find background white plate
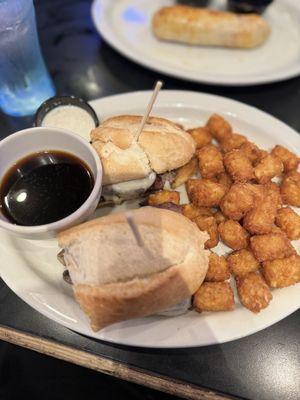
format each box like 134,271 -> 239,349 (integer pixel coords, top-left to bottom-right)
0,90 -> 299,348
92,0 -> 300,86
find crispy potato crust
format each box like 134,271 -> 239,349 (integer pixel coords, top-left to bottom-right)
262,255 -> 300,288
218,220 -> 249,250
239,141 -> 264,165
275,207 -> 300,240
216,172 -> 233,190
205,253 -> 230,282
213,210 -> 227,225
224,149 -> 255,183
227,249 -> 260,277
271,145 -> 299,173
236,272 -> 272,313
206,114 -> 232,142
220,183 -> 261,220
243,183 -> 281,234
182,203 -> 213,220
220,133 -> 247,153
254,154 -> 283,184
197,144 -> 224,179
250,232 -> 295,262
194,215 -> 219,249
188,126 -> 212,149
148,190 -> 180,206
193,282 -> 235,312
186,179 -> 227,207
243,205 -> 275,235
281,171 -> 300,207
265,182 -> 282,209
172,157 -> 198,189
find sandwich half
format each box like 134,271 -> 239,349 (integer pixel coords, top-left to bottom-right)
90,115 -> 196,204
58,207 -> 209,331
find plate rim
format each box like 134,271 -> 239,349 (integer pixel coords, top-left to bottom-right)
1,89 -> 300,348
91,0 -> 300,86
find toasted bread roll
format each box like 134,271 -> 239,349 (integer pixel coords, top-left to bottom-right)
152,6 -> 271,49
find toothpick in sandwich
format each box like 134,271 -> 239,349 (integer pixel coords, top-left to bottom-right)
134,80 -> 163,142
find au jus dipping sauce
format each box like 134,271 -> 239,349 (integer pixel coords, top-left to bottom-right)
0,151 -> 94,226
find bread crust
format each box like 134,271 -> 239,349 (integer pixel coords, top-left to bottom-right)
152,6 -> 271,49
92,140 -> 151,185
91,115 -> 195,185
75,259 -> 206,331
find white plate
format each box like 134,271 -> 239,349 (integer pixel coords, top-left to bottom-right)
0,90 -> 299,348
91,0 -> 300,86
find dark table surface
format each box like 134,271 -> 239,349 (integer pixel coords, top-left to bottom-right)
0,1 -> 300,400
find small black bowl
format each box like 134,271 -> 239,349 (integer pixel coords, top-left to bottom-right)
34,95 -> 100,128
228,0 -> 274,14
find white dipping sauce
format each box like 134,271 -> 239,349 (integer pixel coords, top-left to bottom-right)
42,105 -> 96,140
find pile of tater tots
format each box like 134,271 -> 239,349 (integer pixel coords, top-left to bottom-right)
147,113 -> 300,314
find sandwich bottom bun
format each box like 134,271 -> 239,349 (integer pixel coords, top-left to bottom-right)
58,207 -> 209,331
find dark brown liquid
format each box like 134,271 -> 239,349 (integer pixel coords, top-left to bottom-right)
0,151 -> 94,226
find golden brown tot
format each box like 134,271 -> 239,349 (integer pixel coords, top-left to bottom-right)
193,282 -> 235,312
224,149 -> 255,182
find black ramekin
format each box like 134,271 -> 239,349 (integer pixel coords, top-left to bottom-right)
34,95 -> 100,128
227,0 -> 274,14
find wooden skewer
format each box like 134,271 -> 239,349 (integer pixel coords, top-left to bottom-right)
126,80 -> 163,249
125,211 -> 144,247
134,80 -> 163,141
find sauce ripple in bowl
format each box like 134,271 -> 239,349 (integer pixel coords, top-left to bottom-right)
0,127 -> 102,239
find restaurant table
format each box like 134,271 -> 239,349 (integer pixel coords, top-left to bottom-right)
0,1 -> 300,400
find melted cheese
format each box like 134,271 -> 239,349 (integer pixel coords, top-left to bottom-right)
102,172 -> 156,201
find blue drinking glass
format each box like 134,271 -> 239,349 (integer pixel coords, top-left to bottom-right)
0,0 -> 55,117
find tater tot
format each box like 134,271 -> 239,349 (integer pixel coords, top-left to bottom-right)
224,149 -> 255,182
271,145 -> 299,173
193,282 -> 235,312
188,127 -> 212,149
213,210 -> 227,224
243,204 -> 276,235
186,179 -> 227,208
148,190 -> 180,206
220,183 -> 260,220
194,216 -> 219,249
227,249 -> 260,277
205,253 -> 230,282
216,172 -> 233,190
239,141 -> 264,165
265,182 -> 282,209
182,203 -> 213,220
243,201 -> 274,237
172,157 -> 198,189
281,171 -> 300,207
270,226 -> 283,235
197,144 -> 224,179
262,255 -> 300,288
254,154 -> 283,184
275,207 -> 300,240
236,272 -> 272,313
243,182 -> 282,234
206,114 -> 232,142
250,232 -> 295,262
259,150 -> 269,159
218,220 -> 249,250
220,133 -> 248,153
